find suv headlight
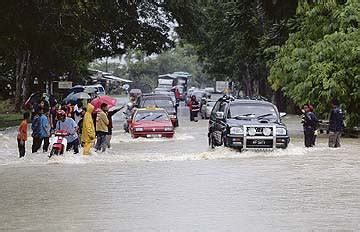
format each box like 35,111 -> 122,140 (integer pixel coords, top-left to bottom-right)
263,127 -> 272,136
230,127 -> 244,135
135,128 -> 144,132
276,127 -> 287,135
164,127 -> 173,131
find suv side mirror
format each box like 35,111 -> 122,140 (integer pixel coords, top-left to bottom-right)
216,112 -> 224,120
280,112 -> 287,117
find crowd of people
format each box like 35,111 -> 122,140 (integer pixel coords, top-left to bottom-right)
17,96 -> 122,158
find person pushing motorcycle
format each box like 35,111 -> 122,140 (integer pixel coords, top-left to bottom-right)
55,110 -> 79,154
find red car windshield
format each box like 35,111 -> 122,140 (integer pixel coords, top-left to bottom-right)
134,111 -> 169,122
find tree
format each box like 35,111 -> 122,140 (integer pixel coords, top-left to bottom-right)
178,0 -> 300,98
0,1 -> 195,110
267,0 -> 360,126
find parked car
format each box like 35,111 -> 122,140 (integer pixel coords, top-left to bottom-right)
204,87 -> 215,94
84,84 -> 106,96
140,93 -> 179,127
192,90 -> 208,100
154,90 -> 176,104
201,99 -> 216,119
129,108 -> 175,138
208,96 -> 290,150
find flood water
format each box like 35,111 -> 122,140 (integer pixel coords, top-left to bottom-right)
0,101 -> 359,231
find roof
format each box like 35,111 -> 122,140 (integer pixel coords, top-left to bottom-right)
232,99 -> 275,106
137,107 -> 166,112
142,93 -> 171,98
173,72 -> 192,78
88,68 -> 132,83
103,74 -> 132,83
158,74 -> 177,79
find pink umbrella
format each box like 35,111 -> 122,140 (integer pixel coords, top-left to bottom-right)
91,95 -> 117,110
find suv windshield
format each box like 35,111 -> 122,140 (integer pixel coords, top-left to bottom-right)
135,111 -> 169,122
229,103 -> 278,119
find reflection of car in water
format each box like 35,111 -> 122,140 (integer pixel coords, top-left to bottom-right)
208,96 -> 290,150
140,94 -> 179,127
201,99 -> 216,119
129,108 -> 175,138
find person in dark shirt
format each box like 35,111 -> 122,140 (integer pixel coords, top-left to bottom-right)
309,104 -> 320,146
187,95 -> 200,122
301,104 -> 319,147
31,108 -> 42,153
328,98 -> 344,148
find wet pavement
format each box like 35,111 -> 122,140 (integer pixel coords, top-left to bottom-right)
0,100 -> 359,231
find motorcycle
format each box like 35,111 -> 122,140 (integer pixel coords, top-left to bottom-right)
49,130 -> 69,158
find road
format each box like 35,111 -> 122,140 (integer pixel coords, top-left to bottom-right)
0,101 -> 359,231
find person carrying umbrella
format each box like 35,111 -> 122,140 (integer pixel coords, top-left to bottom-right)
95,103 -> 109,152
81,103 -> 96,155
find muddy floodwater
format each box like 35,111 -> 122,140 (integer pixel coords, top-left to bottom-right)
0,103 -> 359,231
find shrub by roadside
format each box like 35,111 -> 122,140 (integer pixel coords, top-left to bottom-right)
0,99 -> 23,130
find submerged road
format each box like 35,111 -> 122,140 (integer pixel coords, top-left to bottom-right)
0,101 -> 359,231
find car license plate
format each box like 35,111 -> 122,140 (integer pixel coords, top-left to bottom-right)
252,140 -> 265,145
147,134 -> 162,138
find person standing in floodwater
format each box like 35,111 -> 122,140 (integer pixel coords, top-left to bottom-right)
308,104 -> 320,146
17,112 -> 30,158
188,95 -> 200,122
328,98 -> 344,148
81,103 -> 96,155
39,108 -> 51,152
301,104 -> 318,147
31,108 -> 41,153
95,103 -> 109,152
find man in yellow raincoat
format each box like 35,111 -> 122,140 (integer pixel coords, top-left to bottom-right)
81,103 -> 96,155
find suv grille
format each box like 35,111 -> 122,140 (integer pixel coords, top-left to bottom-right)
246,127 -> 273,136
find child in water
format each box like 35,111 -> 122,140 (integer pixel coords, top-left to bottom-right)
17,112 -> 30,158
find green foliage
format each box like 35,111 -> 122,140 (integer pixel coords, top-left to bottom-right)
180,0 -> 299,97
268,0 -> 360,126
0,0 -> 197,110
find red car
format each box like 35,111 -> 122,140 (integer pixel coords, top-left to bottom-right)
129,108 -> 175,138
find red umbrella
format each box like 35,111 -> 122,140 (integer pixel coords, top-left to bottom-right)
91,95 -> 117,110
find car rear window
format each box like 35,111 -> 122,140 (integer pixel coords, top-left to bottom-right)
142,98 -> 174,108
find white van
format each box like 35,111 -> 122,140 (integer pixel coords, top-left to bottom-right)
84,84 -> 106,96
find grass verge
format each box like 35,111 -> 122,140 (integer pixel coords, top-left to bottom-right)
0,113 -> 23,130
